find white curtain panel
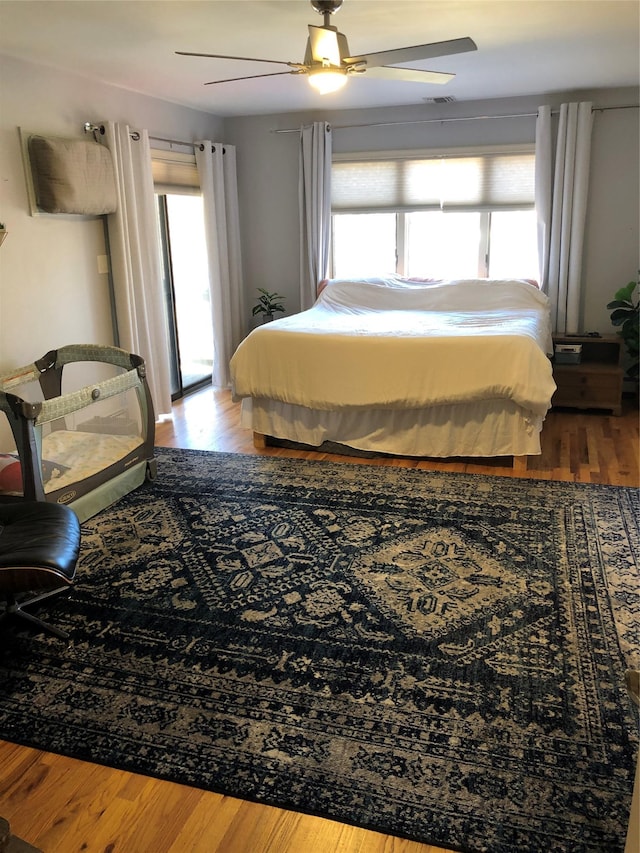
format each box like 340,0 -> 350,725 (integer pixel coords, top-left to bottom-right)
103,122 -> 172,418
299,122 -> 332,311
535,106 -> 553,290
536,102 -> 594,333
195,142 -> 245,388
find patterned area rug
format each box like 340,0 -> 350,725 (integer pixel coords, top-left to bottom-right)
0,449 -> 638,853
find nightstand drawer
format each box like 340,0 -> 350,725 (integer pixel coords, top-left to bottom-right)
552,370 -> 619,392
552,368 -> 623,413
553,385 -> 619,406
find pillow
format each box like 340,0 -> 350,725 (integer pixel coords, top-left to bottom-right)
0,453 -> 69,493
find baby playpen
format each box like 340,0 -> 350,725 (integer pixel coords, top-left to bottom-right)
0,344 -> 156,521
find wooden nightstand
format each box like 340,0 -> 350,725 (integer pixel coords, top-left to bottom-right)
551,334 -> 623,416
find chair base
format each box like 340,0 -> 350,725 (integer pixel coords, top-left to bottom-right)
0,587 -> 71,640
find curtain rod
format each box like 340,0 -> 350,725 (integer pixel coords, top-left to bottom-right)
84,124 -> 197,149
273,103 -> 638,134
150,134 -> 196,149
127,134 -> 225,152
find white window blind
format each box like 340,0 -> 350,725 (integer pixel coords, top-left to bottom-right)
151,149 -> 200,195
332,148 -> 535,212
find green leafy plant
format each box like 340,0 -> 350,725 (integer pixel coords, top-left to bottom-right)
607,275 -> 639,380
252,288 -> 285,318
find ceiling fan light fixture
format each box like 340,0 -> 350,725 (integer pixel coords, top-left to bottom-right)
179,1 -> 477,96
308,66 -> 348,94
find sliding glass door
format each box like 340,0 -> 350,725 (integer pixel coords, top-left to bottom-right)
156,193 -> 213,399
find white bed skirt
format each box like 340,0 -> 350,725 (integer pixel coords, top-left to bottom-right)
241,398 -> 544,458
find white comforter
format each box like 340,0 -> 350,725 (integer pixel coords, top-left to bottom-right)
230,277 -> 556,417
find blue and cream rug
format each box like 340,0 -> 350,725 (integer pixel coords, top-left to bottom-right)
0,448 -> 638,853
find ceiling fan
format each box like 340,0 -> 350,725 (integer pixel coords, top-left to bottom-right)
177,0 -> 477,95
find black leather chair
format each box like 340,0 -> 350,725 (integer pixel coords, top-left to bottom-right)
0,502 -> 81,639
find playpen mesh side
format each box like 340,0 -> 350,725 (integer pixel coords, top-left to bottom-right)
31,369 -> 142,425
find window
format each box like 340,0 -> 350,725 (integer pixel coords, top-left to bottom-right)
331,146 -> 538,281
331,212 -> 397,277
405,211 -> 481,279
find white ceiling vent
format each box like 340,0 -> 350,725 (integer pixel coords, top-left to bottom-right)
423,96 -> 457,104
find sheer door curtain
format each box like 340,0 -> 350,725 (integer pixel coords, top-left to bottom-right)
103,121 -> 172,418
195,141 -> 245,388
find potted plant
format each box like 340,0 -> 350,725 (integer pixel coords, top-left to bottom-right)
0,223 -> 6,248
252,288 -> 285,323
607,274 -> 639,381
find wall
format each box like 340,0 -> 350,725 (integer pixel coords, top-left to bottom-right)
226,87 -> 639,335
0,54 -> 223,372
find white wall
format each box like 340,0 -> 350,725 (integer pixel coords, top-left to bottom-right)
0,54 -> 223,372
227,87 -> 639,334
583,99 -> 640,330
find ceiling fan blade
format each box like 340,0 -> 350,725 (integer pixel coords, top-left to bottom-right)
177,51 -> 291,67
345,36 -> 477,69
308,25 -> 342,65
364,66 -> 455,85
204,71 -> 297,86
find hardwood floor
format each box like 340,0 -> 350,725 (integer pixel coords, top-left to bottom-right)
1,389 -> 638,852
152,388 -> 639,486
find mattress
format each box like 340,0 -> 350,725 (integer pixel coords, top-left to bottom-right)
0,430 -> 142,496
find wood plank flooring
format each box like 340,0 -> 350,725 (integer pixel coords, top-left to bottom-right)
1,389 -> 638,852
153,388 -> 639,486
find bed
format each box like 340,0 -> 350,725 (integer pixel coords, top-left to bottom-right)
230,276 -> 556,462
0,344 -> 156,521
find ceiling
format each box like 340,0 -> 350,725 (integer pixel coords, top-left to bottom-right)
0,0 -> 638,117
